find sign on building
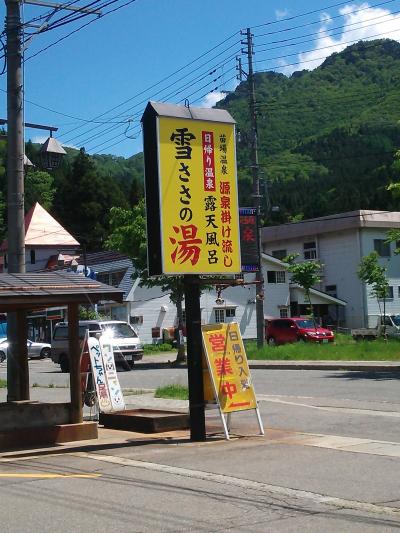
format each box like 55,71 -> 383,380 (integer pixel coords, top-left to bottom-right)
142,101 -> 241,276
202,322 -> 264,439
239,207 -> 260,272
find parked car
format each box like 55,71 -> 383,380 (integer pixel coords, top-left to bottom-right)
0,338 -> 51,361
265,317 -> 335,346
351,314 -> 400,340
0,338 -> 7,362
51,320 -> 144,372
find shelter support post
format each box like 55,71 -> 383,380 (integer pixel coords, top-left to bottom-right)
184,275 -> 206,441
68,303 -> 82,424
7,312 -> 19,401
17,310 -> 29,400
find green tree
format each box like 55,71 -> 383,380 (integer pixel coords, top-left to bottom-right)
284,253 -> 322,325
25,170 -> 55,212
357,251 -> 389,336
54,148 -> 127,249
106,200 -> 187,363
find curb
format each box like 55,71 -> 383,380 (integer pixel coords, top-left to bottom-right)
248,361 -> 400,371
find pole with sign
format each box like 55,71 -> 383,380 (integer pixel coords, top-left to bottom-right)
142,101 -> 241,441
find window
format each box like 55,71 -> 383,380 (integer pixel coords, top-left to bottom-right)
30,249 -> 36,264
97,270 -> 126,287
214,308 -> 236,323
267,271 -> 286,283
279,308 -> 288,318
374,239 -> 390,257
215,309 -> 224,323
130,315 -> 143,326
325,284 -> 337,297
379,286 -> 393,300
303,241 -> 317,260
272,249 -> 287,261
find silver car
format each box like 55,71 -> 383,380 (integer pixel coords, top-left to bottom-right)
0,338 -> 51,362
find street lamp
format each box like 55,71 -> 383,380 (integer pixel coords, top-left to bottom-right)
40,133 -> 67,170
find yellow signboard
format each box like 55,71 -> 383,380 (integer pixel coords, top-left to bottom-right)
202,322 -> 257,413
158,116 -> 240,274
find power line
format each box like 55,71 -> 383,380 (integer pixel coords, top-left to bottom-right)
254,7 -> 400,53
254,20 -> 400,65
25,0 -> 137,61
60,37 -> 241,143
252,0 -> 398,38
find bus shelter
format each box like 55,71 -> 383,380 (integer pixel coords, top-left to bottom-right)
0,272 -> 123,449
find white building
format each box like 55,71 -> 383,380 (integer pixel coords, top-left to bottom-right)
262,210 -> 400,329
128,252 -> 345,344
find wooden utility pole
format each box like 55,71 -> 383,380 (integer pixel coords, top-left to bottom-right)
6,0 -> 25,401
243,28 -> 265,348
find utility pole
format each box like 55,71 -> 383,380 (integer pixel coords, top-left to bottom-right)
6,0 -> 25,401
4,0 -> 99,401
242,28 -> 265,348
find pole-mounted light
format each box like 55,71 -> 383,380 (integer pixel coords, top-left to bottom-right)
40,131 -> 67,170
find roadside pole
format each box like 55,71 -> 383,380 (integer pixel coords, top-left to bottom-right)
6,0 -> 25,401
184,275 -> 206,441
243,28 -> 265,349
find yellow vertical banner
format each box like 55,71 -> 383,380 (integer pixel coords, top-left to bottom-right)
202,323 -> 257,413
158,117 -> 241,274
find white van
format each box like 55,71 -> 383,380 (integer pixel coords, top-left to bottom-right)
51,320 -> 144,372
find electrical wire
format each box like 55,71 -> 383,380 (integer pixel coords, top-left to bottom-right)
25,0 -> 137,61
252,0 -> 398,38
254,19 -> 400,65
250,0 -> 397,30
254,7 -> 400,53
59,35 -> 240,141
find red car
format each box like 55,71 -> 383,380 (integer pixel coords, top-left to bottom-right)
265,317 -> 334,346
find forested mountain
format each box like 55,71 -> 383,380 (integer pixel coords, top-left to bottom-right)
1,38 -> 400,249
221,39 -> 400,223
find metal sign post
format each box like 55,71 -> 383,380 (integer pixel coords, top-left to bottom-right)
184,275 -> 206,441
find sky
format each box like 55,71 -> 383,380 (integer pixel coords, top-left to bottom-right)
1,0 -> 400,158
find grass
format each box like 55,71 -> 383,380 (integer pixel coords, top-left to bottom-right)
144,343 -> 174,354
245,334 -> 400,361
155,384 -> 188,400
0,379 -> 6,388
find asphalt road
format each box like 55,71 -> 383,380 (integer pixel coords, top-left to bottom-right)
0,359 -> 400,531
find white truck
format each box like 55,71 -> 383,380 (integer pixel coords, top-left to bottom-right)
51,320 -> 144,372
351,315 -> 400,340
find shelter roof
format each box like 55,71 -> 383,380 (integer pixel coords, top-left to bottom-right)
0,271 -> 123,311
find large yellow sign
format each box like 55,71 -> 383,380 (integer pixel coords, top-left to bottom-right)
158,116 -> 240,274
202,322 -> 257,413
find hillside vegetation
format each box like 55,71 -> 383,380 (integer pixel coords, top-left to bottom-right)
221,39 -> 400,222
1,39 -> 400,248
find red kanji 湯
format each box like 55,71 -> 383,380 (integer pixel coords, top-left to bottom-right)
170,224 -> 202,265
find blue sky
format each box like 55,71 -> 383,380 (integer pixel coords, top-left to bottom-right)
1,0 -> 400,158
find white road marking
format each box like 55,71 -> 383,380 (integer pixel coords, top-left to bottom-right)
258,394 -> 400,418
74,451 -> 400,518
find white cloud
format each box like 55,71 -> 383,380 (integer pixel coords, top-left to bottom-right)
289,3 -> 400,74
199,91 -> 226,108
30,135 -> 76,149
275,8 -> 289,20
30,135 -> 48,145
